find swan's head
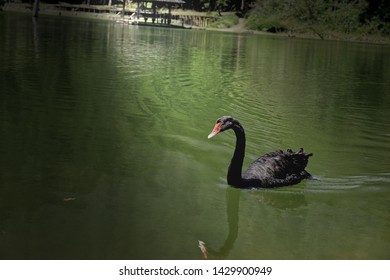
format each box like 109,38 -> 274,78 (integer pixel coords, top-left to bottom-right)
208,116 -> 237,139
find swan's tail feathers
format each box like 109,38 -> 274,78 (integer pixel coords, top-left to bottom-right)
287,148 -> 312,167
298,147 -> 313,157
286,148 -> 313,157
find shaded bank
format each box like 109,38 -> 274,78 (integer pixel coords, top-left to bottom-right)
245,0 -> 390,44
2,2 -> 389,44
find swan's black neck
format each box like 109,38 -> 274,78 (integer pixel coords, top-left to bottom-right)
227,122 -> 246,187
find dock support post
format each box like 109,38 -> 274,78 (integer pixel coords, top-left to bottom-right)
168,3 -> 171,25
32,0 -> 39,17
152,3 -> 156,23
122,0 -> 126,18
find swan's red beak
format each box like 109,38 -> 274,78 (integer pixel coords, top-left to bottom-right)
208,123 -> 222,139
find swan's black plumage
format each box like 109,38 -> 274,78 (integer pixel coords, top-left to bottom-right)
208,116 -> 313,188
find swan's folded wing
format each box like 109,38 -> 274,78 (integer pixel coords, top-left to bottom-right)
243,149 -> 312,186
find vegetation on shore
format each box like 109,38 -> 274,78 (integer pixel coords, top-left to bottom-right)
245,0 -> 389,42
1,0 -> 389,43
208,13 -> 239,29
182,0 -> 390,42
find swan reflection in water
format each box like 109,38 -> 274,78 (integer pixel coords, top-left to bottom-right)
205,187 -> 308,260
206,187 -> 241,259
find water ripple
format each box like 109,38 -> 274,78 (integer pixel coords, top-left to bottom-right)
305,174 -> 390,193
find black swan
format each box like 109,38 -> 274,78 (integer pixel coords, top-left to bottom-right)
208,116 -> 313,188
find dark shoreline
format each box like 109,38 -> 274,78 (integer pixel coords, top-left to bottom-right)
2,3 -> 389,45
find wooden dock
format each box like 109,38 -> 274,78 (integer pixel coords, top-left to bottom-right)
52,3 -> 215,28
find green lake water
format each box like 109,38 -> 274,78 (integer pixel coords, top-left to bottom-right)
0,13 -> 389,259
